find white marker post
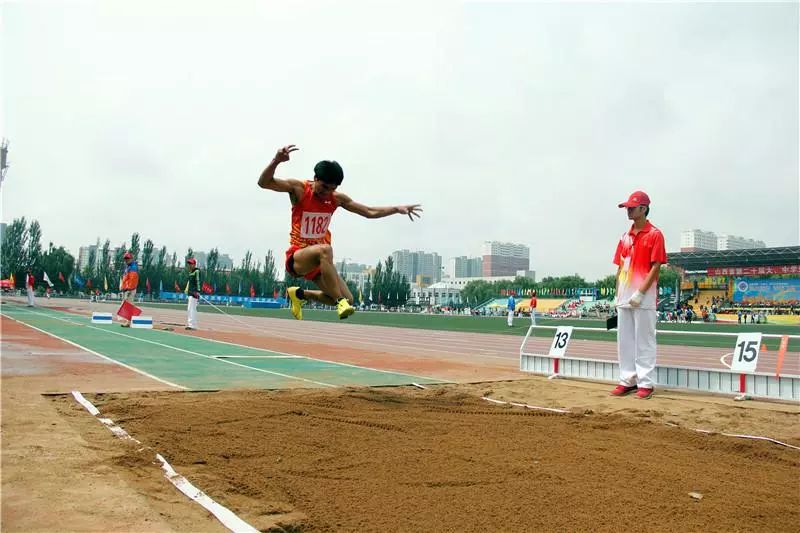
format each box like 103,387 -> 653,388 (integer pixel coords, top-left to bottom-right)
548,326 -> 574,379
731,332 -> 762,401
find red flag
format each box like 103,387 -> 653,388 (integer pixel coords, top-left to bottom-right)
86,279 -> 93,289
273,287 -> 279,298
225,282 -> 231,295
58,272 -> 65,283
250,283 -> 256,297
174,281 -> 181,292
146,278 -> 151,293
117,300 -> 142,321
202,282 -> 213,294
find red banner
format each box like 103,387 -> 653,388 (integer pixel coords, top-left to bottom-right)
707,265 -> 800,276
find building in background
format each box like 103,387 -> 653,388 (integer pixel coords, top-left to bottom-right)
446,256 -> 483,278
392,249 -> 442,284
716,235 -> 766,251
680,230 -> 718,252
482,241 -> 530,277
680,229 -> 766,252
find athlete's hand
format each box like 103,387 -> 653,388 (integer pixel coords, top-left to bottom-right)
397,204 -> 423,221
274,145 -> 299,163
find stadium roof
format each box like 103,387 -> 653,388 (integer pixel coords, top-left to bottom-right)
667,246 -> 800,271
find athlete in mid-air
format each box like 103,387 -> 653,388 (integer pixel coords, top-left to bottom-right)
258,144 -> 422,320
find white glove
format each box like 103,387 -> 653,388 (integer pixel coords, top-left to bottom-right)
628,290 -> 644,308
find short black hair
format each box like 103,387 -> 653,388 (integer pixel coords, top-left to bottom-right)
313,160 -> 344,185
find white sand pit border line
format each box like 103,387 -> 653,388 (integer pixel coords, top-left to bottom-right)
70,390 -> 260,533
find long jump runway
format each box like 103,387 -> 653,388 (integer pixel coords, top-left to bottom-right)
1,304 -> 445,390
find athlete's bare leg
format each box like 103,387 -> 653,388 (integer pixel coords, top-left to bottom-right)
291,244 -> 348,303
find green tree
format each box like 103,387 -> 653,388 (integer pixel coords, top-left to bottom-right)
41,243 -> 75,293
1,217 -> 28,282
129,233 -> 141,260
206,248 -> 219,292
140,239 -> 155,294
98,239 -> 111,291
26,220 -> 43,272
82,246 -> 97,287
263,250 -> 277,296
658,265 -> 680,293
112,244 -> 127,289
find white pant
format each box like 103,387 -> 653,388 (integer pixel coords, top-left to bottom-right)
26,286 -> 35,306
530,310 -> 537,326
187,295 -> 199,328
616,307 -> 658,389
507,310 -> 514,326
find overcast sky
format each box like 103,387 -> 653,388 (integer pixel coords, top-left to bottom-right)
2,1 -> 798,280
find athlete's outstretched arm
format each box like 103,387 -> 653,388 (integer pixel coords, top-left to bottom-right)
336,193 -> 423,221
258,145 -> 305,195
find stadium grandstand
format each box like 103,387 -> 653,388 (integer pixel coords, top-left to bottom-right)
667,246 -> 800,325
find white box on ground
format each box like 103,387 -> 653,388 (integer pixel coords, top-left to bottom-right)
548,326 -> 574,357
131,316 -> 153,329
90,312 -> 113,325
730,332 -> 762,373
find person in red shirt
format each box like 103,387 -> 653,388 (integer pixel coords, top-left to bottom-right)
259,144 -> 422,320
26,268 -> 35,307
529,290 -> 538,326
611,191 -> 667,400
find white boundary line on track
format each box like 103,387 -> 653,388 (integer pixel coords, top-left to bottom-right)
207,339 -> 450,384
70,390 -> 260,533
10,303 -> 449,385
211,355 -> 304,359
18,307 -> 338,388
2,312 -> 186,390
146,318 -> 451,383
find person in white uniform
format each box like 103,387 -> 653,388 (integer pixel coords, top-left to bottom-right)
611,191 -> 667,400
185,258 -> 201,330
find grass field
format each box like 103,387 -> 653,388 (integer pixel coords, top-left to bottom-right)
131,300 -> 799,351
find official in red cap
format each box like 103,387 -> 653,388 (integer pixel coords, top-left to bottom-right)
119,251 -> 139,327
184,257 -> 201,330
610,190 -> 667,400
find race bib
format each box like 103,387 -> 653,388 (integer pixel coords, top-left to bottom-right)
300,212 -> 331,239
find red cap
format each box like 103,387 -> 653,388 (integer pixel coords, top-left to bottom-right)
618,190 -> 651,208
186,258 -> 196,265
123,252 -> 132,260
